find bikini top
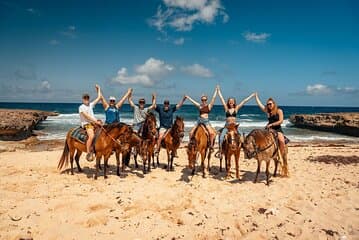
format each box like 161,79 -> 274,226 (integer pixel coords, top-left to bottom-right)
226,109 -> 237,118
199,105 -> 210,115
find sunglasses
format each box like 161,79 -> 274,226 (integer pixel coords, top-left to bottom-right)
139,102 -> 145,104
110,100 -> 115,103
267,103 -> 273,106
201,99 -> 207,101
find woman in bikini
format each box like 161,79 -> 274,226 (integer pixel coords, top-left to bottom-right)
186,86 -> 218,151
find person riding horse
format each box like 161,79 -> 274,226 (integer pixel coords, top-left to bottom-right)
99,87 -> 132,124
254,93 -> 287,157
216,85 -> 255,158
128,91 -> 156,135
186,86 -> 218,152
78,84 -> 103,162
154,96 -> 187,156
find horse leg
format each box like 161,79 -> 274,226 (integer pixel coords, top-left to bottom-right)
273,159 -> 279,177
202,150 -> 207,178
226,154 -> 231,179
134,147 -> 139,169
75,150 -> 82,172
254,160 -> 261,183
69,149 -> 75,175
104,156 -> 110,179
95,156 -> 101,180
166,149 -> 170,171
219,154 -> 223,172
116,151 -> 120,176
283,146 -> 289,177
266,160 -> 271,185
207,151 -> 211,173
235,152 -> 240,179
147,152 -> 151,172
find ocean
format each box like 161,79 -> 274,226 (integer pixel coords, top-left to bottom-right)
1,102 -> 358,142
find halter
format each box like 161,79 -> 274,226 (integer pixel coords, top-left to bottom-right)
244,130 -> 278,159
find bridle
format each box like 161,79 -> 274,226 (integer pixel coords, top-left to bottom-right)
244,130 -> 278,159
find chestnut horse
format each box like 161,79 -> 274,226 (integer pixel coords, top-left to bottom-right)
187,123 -> 212,177
158,116 -> 185,171
242,129 -> 289,185
58,122 -> 132,179
220,123 -> 242,179
141,112 -> 157,174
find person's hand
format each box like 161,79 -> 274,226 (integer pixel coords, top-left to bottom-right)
128,88 -> 133,93
96,119 -> 103,126
95,84 -> 100,91
216,85 -> 220,91
183,95 -> 187,100
152,93 -> 156,98
265,123 -> 272,129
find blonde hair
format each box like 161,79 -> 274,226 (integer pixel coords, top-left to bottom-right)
265,97 -> 278,115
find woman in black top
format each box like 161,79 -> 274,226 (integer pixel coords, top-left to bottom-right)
217,85 -> 255,156
254,92 -> 285,156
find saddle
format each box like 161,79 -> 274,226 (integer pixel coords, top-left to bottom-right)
70,126 -> 101,147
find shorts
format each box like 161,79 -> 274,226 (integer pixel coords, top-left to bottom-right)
197,117 -> 211,126
159,127 -> 170,134
133,122 -> 143,132
83,123 -> 94,130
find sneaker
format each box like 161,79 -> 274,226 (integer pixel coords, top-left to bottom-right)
86,153 -> 94,162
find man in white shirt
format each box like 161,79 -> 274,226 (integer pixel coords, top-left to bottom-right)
79,84 -> 102,161
128,91 -> 156,134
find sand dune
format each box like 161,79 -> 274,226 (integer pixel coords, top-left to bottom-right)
0,144 -> 358,239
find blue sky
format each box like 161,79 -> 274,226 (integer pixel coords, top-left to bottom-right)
0,0 -> 358,106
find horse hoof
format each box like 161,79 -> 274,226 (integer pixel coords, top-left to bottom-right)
94,176 -> 98,180
78,169 -> 83,173
104,176 -> 108,179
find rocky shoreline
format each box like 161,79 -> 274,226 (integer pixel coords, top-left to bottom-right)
0,109 -> 58,141
289,112 -> 359,137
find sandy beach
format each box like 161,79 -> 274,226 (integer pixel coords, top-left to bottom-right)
0,142 -> 358,240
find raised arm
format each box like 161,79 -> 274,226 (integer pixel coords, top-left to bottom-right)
208,86 -> 218,110
148,93 -> 156,110
185,95 -> 200,108
100,95 -> 109,110
116,88 -> 132,108
255,92 -> 266,112
235,92 -> 255,112
128,91 -> 136,108
91,84 -> 102,105
217,85 -> 228,112
176,95 -> 187,109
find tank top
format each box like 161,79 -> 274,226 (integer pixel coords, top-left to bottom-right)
268,113 -> 282,132
200,105 -> 210,115
105,106 -> 119,124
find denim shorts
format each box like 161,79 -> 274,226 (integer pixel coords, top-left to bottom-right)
197,117 -> 211,126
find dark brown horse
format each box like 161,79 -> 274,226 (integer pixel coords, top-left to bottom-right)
242,129 -> 289,185
140,112 -> 157,174
158,116 -> 185,171
114,132 -> 142,175
58,122 -> 132,179
187,123 -> 212,177
220,123 -> 242,179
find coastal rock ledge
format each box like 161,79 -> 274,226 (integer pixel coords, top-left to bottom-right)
0,109 -> 58,141
289,112 -> 359,137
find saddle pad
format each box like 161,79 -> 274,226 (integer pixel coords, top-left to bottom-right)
70,127 -> 87,144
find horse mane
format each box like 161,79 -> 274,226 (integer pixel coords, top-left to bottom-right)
103,122 -> 127,131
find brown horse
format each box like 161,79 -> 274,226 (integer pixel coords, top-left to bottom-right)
158,116 -> 185,171
115,132 -> 142,175
187,123 -> 212,177
242,129 -> 289,185
58,122 -> 132,179
141,112 -> 157,174
220,123 -> 242,179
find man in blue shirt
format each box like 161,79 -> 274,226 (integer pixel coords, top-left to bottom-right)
154,96 -> 186,155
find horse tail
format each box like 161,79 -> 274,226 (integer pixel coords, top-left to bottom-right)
58,137 -> 69,170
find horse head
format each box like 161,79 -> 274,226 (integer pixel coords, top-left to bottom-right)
174,116 -> 185,138
186,138 -> 197,169
144,112 -> 157,137
242,131 -> 257,159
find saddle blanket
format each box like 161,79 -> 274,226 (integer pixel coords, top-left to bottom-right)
70,127 -> 87,144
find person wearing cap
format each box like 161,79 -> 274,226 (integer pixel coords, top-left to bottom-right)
154,96 -> 187,155
128,91 -> 156,134
186,86 -> 218,151
99,87 -> 132,124
79,84 -> 102,161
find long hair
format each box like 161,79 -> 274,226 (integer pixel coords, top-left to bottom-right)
265,97 -> 278,115
226,97 -> 237,109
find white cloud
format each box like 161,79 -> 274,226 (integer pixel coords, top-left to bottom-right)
173,37 -> 185,45
149,0 -> 228,32
40,80 -> 51,90
60,26 -> 77,38
182,63 -> 213,78
112,58 -> 174,86
304,84 -> 359,96
243,31 -> 271,43
49,39 -> 60,45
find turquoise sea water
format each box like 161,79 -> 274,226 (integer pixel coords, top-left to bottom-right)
1,102 -> 358,142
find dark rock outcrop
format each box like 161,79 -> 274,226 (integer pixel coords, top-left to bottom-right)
289,113 -> 359,137
0,109 -> 58,141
